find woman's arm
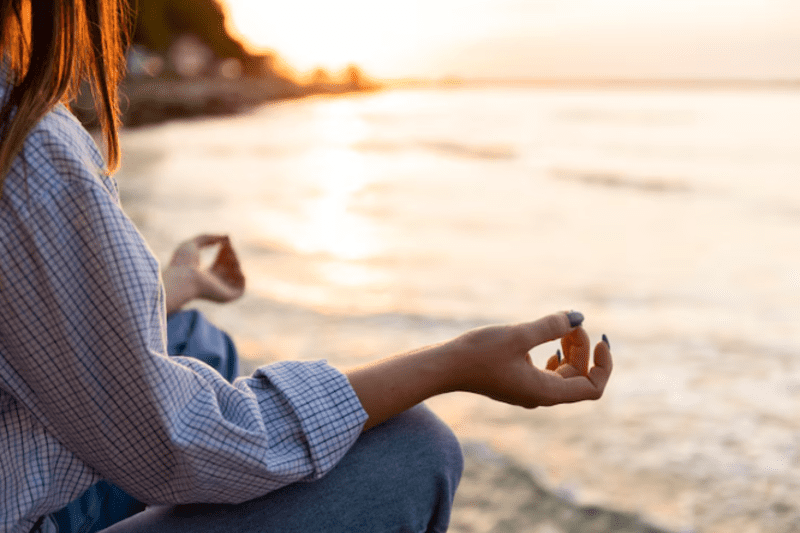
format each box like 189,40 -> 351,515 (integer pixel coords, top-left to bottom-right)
347,313 -> 612,430
0,149 -> 367,506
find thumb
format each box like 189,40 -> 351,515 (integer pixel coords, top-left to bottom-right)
518,311 -> 584,348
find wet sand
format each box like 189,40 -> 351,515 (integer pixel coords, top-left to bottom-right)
452,443 -> 675,533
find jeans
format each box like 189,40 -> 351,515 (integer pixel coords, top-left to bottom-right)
45,312 -> 463,532
102,404 -> 462,533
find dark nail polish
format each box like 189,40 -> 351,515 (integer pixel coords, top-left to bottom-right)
567,311 -> 584,328
556,349 -> 562,363
602,334 -> 610,348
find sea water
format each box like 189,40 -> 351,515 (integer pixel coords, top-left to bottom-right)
116,85 -> 800,532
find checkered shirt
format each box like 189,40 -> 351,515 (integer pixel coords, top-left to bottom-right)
0,99 -> 367,533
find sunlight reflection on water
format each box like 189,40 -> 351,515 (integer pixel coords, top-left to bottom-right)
294,147 -> 382,260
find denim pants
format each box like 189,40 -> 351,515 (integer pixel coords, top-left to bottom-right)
44,311 -> 463,533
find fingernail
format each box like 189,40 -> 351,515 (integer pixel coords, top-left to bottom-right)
602,334 -> 610,348
556,349 -> 562,363
567,311 -> 584,328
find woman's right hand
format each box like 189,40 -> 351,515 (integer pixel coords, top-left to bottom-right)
163,234 -> 246,314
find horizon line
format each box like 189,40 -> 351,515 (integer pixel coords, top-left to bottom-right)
381,76 -> 800,90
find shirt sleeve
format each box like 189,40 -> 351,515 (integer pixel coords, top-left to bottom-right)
0,114 -> 368,505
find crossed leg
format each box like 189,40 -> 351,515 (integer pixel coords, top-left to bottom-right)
102,404 -> 463,533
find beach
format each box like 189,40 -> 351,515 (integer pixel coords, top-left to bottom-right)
451,444 -> 675,533
115,85 -> 800,532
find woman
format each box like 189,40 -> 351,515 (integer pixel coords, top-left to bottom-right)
0,1 -> 613,532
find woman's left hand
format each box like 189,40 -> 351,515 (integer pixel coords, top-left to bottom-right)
449,318 -> 611,409
347,312 -> 613,430
163,234 -> 245,314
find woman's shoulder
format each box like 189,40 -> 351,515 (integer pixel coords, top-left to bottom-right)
2,104 -> 119,214
28,104 -> 110,183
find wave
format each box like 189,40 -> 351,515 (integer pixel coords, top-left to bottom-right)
238,293 -> 491,332
553,107 -> 696,126
354,139 -> 517,161
417,140 -> 517,160
550,168 -> 691,193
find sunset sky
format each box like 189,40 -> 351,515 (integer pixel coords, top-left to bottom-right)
224,0 -> 800,80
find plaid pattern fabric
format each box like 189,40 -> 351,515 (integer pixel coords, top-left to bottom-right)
0,100 -> 367,533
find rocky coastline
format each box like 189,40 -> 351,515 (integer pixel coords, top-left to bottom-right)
72,70 -> 380,129
68,0 -> 382,129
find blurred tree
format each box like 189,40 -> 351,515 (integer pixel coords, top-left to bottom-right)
310,68 -> 332,86
345,64 -> 365,89
131,0 -> 271,77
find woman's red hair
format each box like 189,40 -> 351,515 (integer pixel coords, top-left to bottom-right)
0,0 -> 129,184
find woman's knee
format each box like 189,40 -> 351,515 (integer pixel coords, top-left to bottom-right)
382,404 -> 464,490
357,404 -> 463,531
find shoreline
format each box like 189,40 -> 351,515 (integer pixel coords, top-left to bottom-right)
452,442 -> 677,533
74,75 -> 382,129
81,73 -> 800,131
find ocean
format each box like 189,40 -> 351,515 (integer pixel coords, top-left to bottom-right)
115,85 -> 800,532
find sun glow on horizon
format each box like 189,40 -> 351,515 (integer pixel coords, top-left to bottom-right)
224,0 -> 800,80
224,0 -> 441,77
